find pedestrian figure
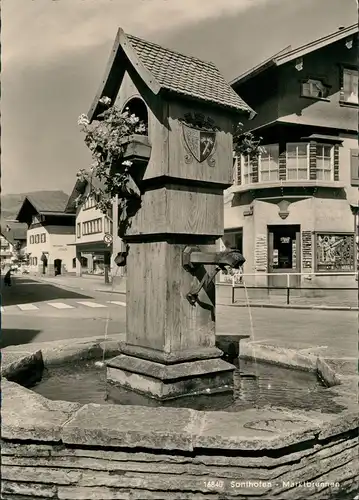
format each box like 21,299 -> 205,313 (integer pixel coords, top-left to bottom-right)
4,269 -> 12,286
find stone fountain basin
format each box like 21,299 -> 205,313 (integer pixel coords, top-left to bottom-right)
1,334 -> 358,500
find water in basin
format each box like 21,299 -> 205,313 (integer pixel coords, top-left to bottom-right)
31,358 -> 346,414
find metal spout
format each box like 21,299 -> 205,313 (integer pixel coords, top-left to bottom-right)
183,246 -> 245,272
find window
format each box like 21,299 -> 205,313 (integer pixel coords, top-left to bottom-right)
40,233 -> 46,243
301,79 -> 329,99
241,155 -> 256,184
33,257 -> 38,266
77,223 -> 81,238
286,143 -> 309,180
35,234 -> 40,244
342,68 -> 358,104
259,144 -> 279,181
29,235 -> 34,244
82,218 -> 102,235
316,144 -> 333,181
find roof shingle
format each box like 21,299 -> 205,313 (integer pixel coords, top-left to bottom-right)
26,191 -> 69,213
126,34 -> 253,114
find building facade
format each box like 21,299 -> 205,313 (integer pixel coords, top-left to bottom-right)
224,24 -> 358,288
65,179 -> 124,281
0,222 -> 27,268
16,193 -> 76,275
0,234 -> 14,267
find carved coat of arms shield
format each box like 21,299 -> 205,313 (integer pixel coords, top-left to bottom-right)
182,124 -> 216,163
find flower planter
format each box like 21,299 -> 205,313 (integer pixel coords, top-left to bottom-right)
121,134 -> 151,165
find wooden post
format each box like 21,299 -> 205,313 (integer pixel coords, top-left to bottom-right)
107,102 -> 240,400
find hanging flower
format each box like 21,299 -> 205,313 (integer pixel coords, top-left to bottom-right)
77,114 -> 90,128
99,96 -> 112,106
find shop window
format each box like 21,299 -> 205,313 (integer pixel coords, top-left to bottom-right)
286,143 -> 309,180
33,257 -> 38,266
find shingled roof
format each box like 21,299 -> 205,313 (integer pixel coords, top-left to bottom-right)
25,191 -> 69,213
89,29 -> 254,120
16,191 -> 70,222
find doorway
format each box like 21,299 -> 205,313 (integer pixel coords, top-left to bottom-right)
54,259 -> 62,276
268,225 -> 301,288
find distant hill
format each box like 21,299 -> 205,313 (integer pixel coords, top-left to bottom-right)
1,190 -> 69,221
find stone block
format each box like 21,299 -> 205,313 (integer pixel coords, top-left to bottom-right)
240,342 -> 318,371
318,411 -> 359,440
1,481 -> 57,498
107,355 -> 234,399
194,408 -> 321,451
61,403 -> 200,451
1,379 -> 81,442
1,349 -> 44,387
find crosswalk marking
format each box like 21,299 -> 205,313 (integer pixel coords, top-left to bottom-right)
107,301 -> 127,307
17,303 -> 39,311
47,302 -> 75,309
76,301 -> 107,308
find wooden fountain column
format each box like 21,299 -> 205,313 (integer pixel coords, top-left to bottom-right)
107,100 -> 239,400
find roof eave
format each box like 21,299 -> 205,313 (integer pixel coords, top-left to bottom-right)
274,24 -> 358,67
161,88 -> 255,119
88,28 -> 162,122
230,60 -> 276,87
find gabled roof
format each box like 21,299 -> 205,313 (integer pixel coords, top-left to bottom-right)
89,28 -> 254,121
231,23 -> 358,86
65,176 -> 105,213
16,191 -> 70,222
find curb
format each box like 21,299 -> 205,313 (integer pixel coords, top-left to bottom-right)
218,302 -> 358,312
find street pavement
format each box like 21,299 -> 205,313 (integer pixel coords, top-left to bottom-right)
1,274 -> 357,359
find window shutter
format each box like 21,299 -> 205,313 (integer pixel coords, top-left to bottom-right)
333,144 -> 339,181
309,141 -> 317,180
350,149 -> 359,187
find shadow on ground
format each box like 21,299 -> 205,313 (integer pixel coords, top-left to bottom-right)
0,276 -> 92,306
0,329 -> 42,348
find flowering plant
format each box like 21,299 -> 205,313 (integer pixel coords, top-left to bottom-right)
77,96 -> 148,215
233,122 -> 263,158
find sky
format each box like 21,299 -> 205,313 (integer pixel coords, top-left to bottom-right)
2,0 -> 357,195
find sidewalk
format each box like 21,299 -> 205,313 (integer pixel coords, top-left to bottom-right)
216,284 -> 358,311
26,274 -> 357,310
